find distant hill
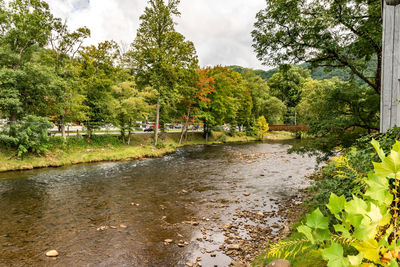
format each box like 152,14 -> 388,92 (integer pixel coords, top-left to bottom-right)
229,57 -> 377,82
228,65 -> 277,80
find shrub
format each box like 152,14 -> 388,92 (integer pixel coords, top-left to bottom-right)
270,140 -> 400,267
0,115 -> 53,157
215,133 -> 227,143
255,116 -> 269,140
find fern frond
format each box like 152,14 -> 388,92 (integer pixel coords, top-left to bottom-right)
268,238 -> 312,259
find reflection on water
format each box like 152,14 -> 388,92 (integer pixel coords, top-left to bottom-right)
0,140 -> 316,267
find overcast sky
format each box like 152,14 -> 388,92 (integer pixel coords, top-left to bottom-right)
45,0 -> 268,70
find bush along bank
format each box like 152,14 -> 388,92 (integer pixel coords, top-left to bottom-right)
256,126 -> 400,267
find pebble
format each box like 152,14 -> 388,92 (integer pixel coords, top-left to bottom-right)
164,239 -> 173,243
243,193 -> 251,197
227,244 -> 240,250
45,250 -> 59,257
119,224 -> 127,228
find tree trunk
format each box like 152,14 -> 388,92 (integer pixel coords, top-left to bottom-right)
9,112 -> 17,137
154,98 -> 160,146
127,130 -> 132,145
179,108 -> 191,145
184,127 -> 188,141
121,129 -> 125,144
60,116 -> 66,139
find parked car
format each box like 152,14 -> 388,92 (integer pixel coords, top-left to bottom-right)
144,127 -> 154,132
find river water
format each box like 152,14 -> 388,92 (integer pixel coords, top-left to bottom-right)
0,141 -> 316,267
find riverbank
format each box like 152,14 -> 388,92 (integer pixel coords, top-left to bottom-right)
0,131 -> 295,173
251,173 -> 327,267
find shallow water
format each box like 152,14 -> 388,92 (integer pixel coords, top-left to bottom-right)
0,141 -> 316,267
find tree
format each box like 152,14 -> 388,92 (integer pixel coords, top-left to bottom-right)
0,0 -> 54,128
112,80 -> 156,144
128,0 -> 198,146
255,116 -> 269,141
197,66 -> 251,139
241,69 -> 286,124
48,19 -> 90,138
77,41 -> 120,138
252,0 -> 382,95
297,78 -> 379,134
267,65 -> 310,108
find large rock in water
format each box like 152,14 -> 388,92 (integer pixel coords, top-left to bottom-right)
267,259 -> 291,267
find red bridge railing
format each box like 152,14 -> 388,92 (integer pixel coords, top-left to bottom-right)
268,124 -> 309,132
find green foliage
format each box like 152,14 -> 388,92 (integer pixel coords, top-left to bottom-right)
112,81 -> 156,143
267,65 -> 310,109
215,133 -> 227,143
197,66 -> 252,132
252,0 -> 382,95
272,140 -> 400,266
0,115 -> 52,157
241,69 -> 286,124
297,78 -> 379,135
255,116 -> 269,141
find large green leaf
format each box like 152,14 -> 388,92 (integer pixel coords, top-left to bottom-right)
373,148 -> 400,178
371,139 -> 385,161
364,172 -> 393,206
306,208 -> 329,230
327,193 -> 346,216
345,213 -> 363,228
345,196 -> 368,216
348,252 -> 363,266
353,222 -> 378,241
321,242 -> 350,267
315,228 -> 332,241
297,225 -> 315,243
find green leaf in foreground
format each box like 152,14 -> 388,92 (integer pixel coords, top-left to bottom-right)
321,242 -> 349,267
327,193 -> 346,215
306,208 -> 329,230
364,172 -> 393,205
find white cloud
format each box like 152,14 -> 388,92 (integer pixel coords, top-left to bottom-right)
45,0 -> 268,70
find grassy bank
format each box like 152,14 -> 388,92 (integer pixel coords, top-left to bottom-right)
0,131 -> 294,173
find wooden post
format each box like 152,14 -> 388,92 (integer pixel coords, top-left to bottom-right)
381,1 -> 400,132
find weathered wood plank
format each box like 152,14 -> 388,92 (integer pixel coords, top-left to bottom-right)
381,3 -> 400,131
394,6 -> 400,126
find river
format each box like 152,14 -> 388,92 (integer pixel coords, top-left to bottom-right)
0,140 -> 316,267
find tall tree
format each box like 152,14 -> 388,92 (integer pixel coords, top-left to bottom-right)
77,41 -> 120,138
198,66 -> 250,139
252,0 -> 382,94
48,19 -> 90,138
112,80 -> 156,144
0,0 -> 54,129
128,0 -> 198,146
241,69 -> 286,124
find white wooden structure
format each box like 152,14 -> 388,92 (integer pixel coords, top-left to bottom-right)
381,0 -> 400,132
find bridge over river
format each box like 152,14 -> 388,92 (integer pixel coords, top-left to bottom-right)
268,125 -> 309,132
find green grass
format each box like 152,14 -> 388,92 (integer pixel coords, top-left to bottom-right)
0,132 -> 258,172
